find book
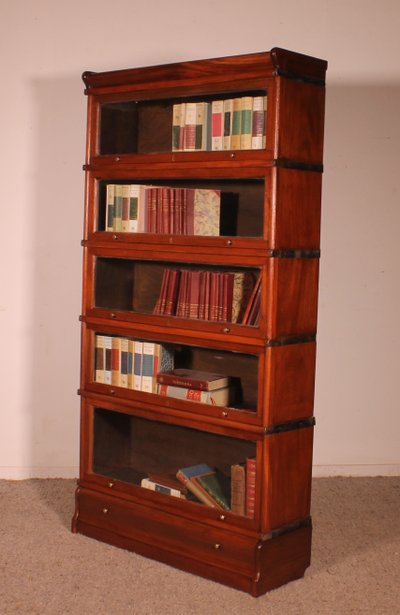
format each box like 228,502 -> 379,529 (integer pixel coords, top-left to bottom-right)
111,336 -> 121,386
172,103 -> 182,151
120,337 -> 129,388
187,188 -> 220,236
252,96 -> 267,149
195,102 -> 211,150
113,184 -> 123,231
104,336 -> 112,385
141,477 -> 186,499
245,457 -> 257,518
194,469 -> 231,511
105,184 -> 115,232
183,102 -> 197,151
157,383 -> 236,406
176,464 -> 226,509
231,98 -> 242,149
211,100 -> 223,150
240,96 -> 253,150
223,98 -> 233,150
157,368 -> 230,391
95,335 -> 105,383
133,340 -> 143,391
230,462 -> 246,516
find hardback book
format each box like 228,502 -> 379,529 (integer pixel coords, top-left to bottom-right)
156,368 -> 230,391
176,464 -> 226,509
231,271 -> 258,323
147,472 -> 190,496
245,456 -> 257,518
194,469 -> 231,511
120,337 -> 129,388
187,188 -> 220,236
231,98 -> 242,149
251,96 -> 267,149
104,336 -> 112,385
141,342 -> 157,393
211,100 -> 223,150
105,184 -> 115,232
183,102 -> 197,151
240,96 -> 253,150
121,184 -> 130,232
111,336 -> 121,386
113,184 -> 123,231
133,340 -> 143,391
223,98 -> 233,150
241,271 -> 262,325
95,335 -> 105,383
172,103 -> 182,151
230,462 -> 246,516
157,383 -> 236,406
127,339 -> 134,389
141,477 -> 186,499
195,101 -> 211,150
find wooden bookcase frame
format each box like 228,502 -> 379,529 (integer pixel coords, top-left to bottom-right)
72,48 -> 327,597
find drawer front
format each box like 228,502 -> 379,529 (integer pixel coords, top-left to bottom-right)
77,488 -> 256,574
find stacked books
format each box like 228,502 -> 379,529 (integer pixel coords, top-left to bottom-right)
105,183 -> 220,235
172,95 -> 267,152
94,334 -> 174,393
173,460 -> 256,517
156,368 -> 238,407
153,268 -> 258,324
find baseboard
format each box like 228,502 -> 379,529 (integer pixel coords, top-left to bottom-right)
313,464 -> 400,477
0,467 -> 79,480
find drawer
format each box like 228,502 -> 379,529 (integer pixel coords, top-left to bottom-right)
77,488 -> 257,574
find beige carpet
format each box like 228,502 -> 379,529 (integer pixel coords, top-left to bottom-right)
0,477 -> 399,614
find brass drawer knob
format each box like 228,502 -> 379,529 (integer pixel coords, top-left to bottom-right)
102,507 -> 109,514
108,482 -> 115,488
219,514 -> 226,521
214,543 -> 221,550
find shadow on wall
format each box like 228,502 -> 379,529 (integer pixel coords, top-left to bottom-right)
29,74 -> 85,480
316,82 -> 400,467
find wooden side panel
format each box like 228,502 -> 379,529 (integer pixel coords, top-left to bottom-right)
274,78 -> 326,165
261,427 -> 314,532
270,167 -> 322,250
264,342 -> 316,425
266,258 -> 319,338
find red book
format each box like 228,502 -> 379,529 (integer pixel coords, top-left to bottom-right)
241,272 -> 262,325
153,268 -> 170,315
157,368 -> 230,391
188,270 -> 201,319
245,457 -> 256,518
164,269 -> 181,316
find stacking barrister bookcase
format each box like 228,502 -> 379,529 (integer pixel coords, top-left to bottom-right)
72,48 -> 327,596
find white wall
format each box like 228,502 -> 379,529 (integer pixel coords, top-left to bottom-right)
1,0 -> 399,478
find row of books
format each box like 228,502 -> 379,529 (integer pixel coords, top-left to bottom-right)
140,459 -> 256,518
94,335 -> 174,393
153,268 -> 260,324
172,96 -> 267,152
105,183 -> 220,235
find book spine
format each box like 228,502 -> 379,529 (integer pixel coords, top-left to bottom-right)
111,336 -> 121,386
133,340 -> 143,391
245,457 -> 257,518
120,337 -> 129,388
127,339 -> 134,389
251,95 -> 267,150
104,336 -> 112,385
240,96 -> 253,150
141,342 -> 155,393
94,335 -> 105,383
121,184 -> 130,232
230,463 -> 246,516
223,98 -> 233,150
128,184 -> 139,232
178,102 -> 186,151
105,184 -> 115,232
113,184 -> 123,231
211,100 -> 223,151
172,103 -> 181,151
231,98 -> 242,150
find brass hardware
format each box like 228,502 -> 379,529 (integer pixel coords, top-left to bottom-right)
109,389 -> 115,395
229,152 -> 236,159
223,327 -> 230,333
112,234 -> 118,240
219,515 -> 226,521
115,156 -> 120,162
214,543 -> 221,550
110,312 -> 116,319
222,411 -> 228,418
102,507 -> 109,514
226,239 -> 232,246
108,482 -> 115,488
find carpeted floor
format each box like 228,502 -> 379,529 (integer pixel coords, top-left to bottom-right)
0,477 -> 399,614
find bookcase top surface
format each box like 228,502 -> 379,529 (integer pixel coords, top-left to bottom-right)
82,48 -> 327,93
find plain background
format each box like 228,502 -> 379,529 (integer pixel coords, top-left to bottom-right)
1,0 -> 399,479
